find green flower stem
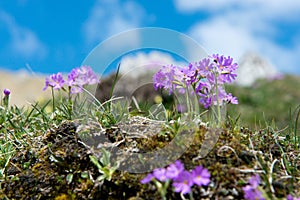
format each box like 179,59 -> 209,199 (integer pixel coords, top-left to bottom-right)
215,83 -> 221,127
179,192 -> 194,200
185,88 -> 191,113
189,192 -> 195,200
67,86 -> 73,119
3,96 -> 9,109
51,87 -> 55,112
68,86 -> 71,103
214,71 -> 222,127
154,180 -> 170,200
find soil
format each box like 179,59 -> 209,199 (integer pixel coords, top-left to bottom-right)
1,117 -> 299,199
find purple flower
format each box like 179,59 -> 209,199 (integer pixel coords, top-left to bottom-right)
153,64 -> 179,94
67,66 -> 99,94
287,195 -> 293,200
197,58 -> 213,77
179,63 -> 197,86
198,86 -> 225,108
43,72 -> 65,91
141,173 -> 154,184
166,160 -> 185,179
243,175 -> 265,200
67,68 -> 80,87
70,85 -> 84,94
195,80 -> 210,93
198,90 -> 213,109
220,68 -> 237,83
78,66 -> 99,85
153,168 -> 169,182
172,171 -> 193,194
68,66 -> 99,86
3,88 -> 10,96
243,185 -> 265,200
287,194 -> 300,200
191,166 -> 210,186
210,54 -> 238,84
249,174 -> 260,188
225,93 -> 238,104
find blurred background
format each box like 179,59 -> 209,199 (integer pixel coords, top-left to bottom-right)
0,0 -> 299,128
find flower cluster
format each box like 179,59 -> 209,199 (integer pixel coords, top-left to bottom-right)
43,66 -> 99,94
141,160 -> 210,195
153,54 -> 238,108
242,174 -> 265,200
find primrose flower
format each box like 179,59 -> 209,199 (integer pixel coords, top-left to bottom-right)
243,175 -> 265,200
67,68 -> 79,86
191,166 -> 211,186
153,168 -> 169,182
225,93 -> 238,104
67,66 -> 99,86
211,54 -> 238,83
172,171 -> 193,194
43,72 -> 65,91
248,174 -> 260,188
197,86 -> 226,108
153,64 -> 180,94
197,58 -> 213,77
140,173 -> 154,184
179,63 -> 197,86
165,160 -> 185,179
67,66 -> 99,94
79,66 -> 99,85
3,88 -> 10,96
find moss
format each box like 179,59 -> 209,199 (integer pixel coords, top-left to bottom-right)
54,194 -> 71,200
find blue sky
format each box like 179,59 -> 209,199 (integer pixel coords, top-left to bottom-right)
0,0 -> 300,75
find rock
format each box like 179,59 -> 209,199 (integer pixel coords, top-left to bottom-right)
235,52 -> 280,86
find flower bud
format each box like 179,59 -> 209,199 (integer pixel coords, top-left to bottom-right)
4,88 -> 10,96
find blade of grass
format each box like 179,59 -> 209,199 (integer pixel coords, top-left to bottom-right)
109,63 -> 121,101
30,100 -> 51,124
293,105 -> 300,149
23,103 -> 37,126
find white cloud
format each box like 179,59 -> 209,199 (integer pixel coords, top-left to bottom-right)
188,13 -> 300,73
176,0 -> 300,74
83,0 -> 145,45
258,39 -> 300,73
175,0 -> 300,19
189,18 -> 257,60
0,10 -> 47,59
175,0 -> 240,12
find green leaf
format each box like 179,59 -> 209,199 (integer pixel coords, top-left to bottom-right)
96,174 -> 107,182
89,155 -> 102,169
100,148 -> 111,167
23,161 -> 31,169
66,173 -> 73,184
81,171 -> 89,179
98,166 -> 110,175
